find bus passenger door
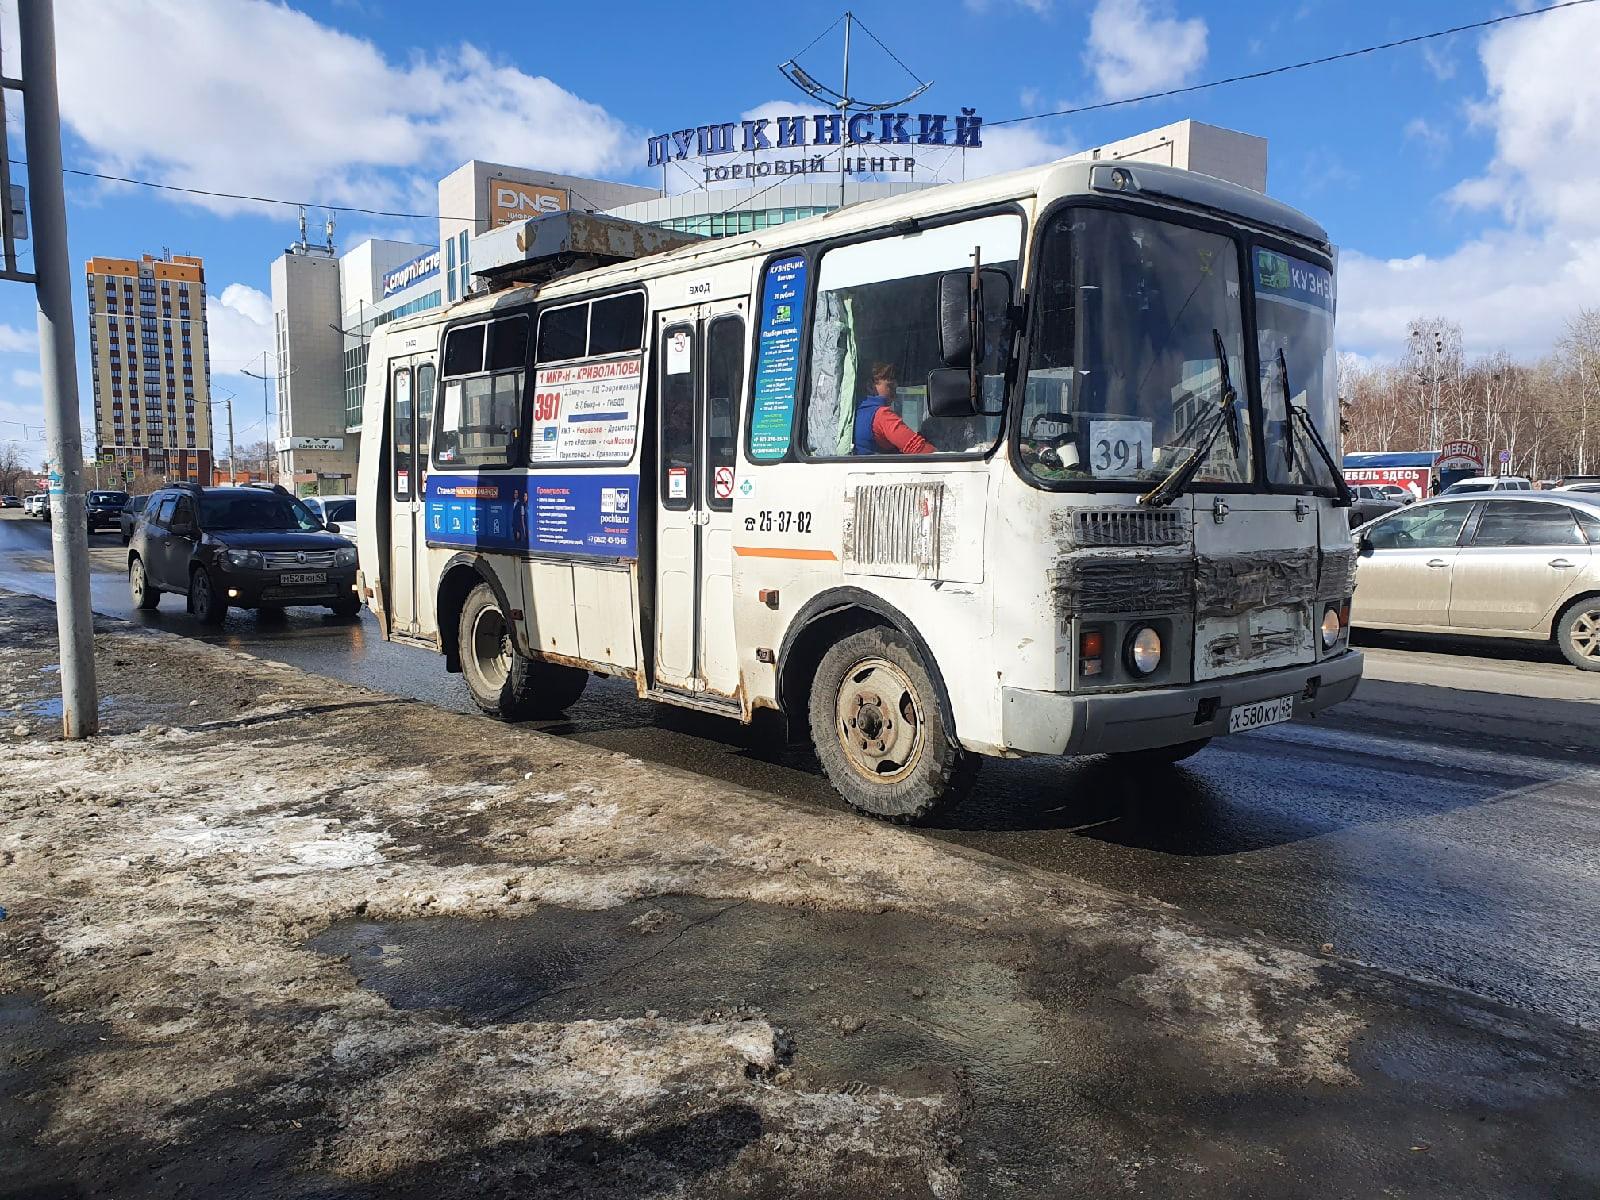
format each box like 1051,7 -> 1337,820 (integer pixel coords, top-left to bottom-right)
388,356 -> 435,636
653,302 -> 746,699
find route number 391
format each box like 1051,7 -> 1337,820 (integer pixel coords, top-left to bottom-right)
1088,420 -> 1154,479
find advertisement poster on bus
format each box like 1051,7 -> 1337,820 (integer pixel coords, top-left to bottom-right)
425,474 -> 637,558
529,355 -> 642,464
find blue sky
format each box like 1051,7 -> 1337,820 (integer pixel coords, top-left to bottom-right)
4,0 -> 1597,462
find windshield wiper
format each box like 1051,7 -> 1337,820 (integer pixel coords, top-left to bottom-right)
1139,329 -> 1240,508
1277,346 -> 1353,508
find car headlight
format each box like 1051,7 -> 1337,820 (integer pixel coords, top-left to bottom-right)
224,549 -> 263,570
335,546 -> 357,567
1321,606 -> 1342,649
1127,625 -> 1162,675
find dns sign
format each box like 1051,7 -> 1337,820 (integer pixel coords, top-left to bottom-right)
490,182 -> 569,227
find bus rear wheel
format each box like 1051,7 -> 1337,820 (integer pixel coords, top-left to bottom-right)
808,626 -> 973,823
458,582 -> 588,720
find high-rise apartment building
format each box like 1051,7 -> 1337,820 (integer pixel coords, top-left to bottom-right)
85,253 -> 213,482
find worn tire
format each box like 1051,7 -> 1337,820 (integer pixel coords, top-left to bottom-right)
458,582 -> 588,720
1555,596 -> 1600,672
808,625 -> 973,823
128,556 -> 161,610
1112,737 -> 1211,767
190,566 -> 227,626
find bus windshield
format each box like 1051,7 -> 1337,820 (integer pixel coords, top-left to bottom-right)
1020,208 -> 1253,488
1254,246 -> 1340,489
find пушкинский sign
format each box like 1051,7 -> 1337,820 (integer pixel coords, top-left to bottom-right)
646,110 -> 984,183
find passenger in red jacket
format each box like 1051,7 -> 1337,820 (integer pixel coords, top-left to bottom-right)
853,362 -> 934,455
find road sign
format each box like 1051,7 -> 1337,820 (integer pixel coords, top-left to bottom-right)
1498,449 -> 1511,464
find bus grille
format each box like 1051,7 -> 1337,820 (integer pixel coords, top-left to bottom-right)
262,550 -> 338,569
1071,508 -> 1187,547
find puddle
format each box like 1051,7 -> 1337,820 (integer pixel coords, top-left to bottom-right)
310,900 -> 1600,1196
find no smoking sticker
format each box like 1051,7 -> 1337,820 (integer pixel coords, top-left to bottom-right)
713,465 -> 735,501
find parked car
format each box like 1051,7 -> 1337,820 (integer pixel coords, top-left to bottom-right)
127,483 -> 361,625
1556,482 -> 1600,495
1350,492 -> 1600,670
1347,485 -> 1406,528
85,489 -> 130,532
1,495 -> 19,508
1370,483 -> 1416,505
300,494 -> 358,542
24,494 -> 46,516
118,494 -> 150,545
1441,475 -> 1533,495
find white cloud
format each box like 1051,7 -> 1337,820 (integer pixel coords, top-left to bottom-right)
205,284 -> 272,377
0,323 -> 36,353
1337,5 -> 1600,360
52,0 -> 635,217
1085,0 -> 1207,101
12,368 -> 40,389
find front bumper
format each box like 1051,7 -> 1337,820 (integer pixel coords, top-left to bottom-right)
1000,649 -> 1362,756
214,566 -> 357,607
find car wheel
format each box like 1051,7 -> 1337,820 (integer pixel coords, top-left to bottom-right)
328,595 -> 361,619
190,567 -> 227,627
458,582 -> 587,719
1556,597 -> 1600,672
808,625 -> 974,823
129,557 -> 160,610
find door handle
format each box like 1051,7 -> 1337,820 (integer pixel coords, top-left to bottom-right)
1426,558 -> 1449,568
1549,559 -> 1576,569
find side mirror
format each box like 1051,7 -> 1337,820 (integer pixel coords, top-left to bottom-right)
937,266 -> 1013,369
325,522 -> 341,535
927,368 -> 975,418
1357,534 -> 1374,557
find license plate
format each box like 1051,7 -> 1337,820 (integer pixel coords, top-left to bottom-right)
279,571 -> 327,585
1228,694 -> 1295,733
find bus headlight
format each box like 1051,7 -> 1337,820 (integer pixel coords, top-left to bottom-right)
1321,606 -> 1342,649
1127,626 -> 1162,675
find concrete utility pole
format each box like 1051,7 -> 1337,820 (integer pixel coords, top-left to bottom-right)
20,0 -> 98,737
242,352 -> 275,482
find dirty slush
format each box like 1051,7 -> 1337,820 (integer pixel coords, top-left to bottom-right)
2,590 -> 1598,1198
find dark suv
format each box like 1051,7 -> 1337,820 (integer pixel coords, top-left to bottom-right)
128,483 -> 360,625
81,490 -> 129,531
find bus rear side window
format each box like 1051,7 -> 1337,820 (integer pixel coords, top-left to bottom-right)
442,325 -> 484,377
536,305 -> 587,362
588,294 -> 645,356
489,315 -> 530,372
434,317 -> 525,470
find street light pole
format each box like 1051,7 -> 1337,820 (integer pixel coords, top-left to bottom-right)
20,0 -> 97,738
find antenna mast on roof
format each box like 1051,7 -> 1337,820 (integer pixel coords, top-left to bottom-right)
779,10 -> 932,207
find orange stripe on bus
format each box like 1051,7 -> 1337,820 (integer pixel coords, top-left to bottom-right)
732,546 -> 838,560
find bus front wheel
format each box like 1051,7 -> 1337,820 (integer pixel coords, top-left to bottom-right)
808,626 -> 973,823
458,582 -> 588,720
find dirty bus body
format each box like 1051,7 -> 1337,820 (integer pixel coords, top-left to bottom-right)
356,160 -> 1362,822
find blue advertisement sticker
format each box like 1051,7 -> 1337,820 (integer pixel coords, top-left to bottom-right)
426,473 -> 637,558
1255,248 -> 1334,316
749,254 -> 807,461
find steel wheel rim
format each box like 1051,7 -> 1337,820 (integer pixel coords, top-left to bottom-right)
834,656 -> 925,784
194,572 -> 211,612
1573,609 -> 1600,659
130,561 -> 143,596
469,604 -> 512,690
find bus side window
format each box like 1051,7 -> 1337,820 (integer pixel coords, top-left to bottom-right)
433,317 -> 524,470
706,316 -> 744,512
415,364 -> 436,468
392,367 -> 413,500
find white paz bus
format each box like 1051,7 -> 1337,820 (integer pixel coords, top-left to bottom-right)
355,160 -> 1362,821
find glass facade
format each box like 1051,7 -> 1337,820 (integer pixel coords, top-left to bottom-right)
657,206 -> 832,239
342,289 -> 442,431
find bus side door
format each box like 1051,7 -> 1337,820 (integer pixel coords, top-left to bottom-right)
654,301 -> 747,699
389,354 -> 436,635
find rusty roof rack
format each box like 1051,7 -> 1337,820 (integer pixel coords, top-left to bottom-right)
470,210 -> 704,292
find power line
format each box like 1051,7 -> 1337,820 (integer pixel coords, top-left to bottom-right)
1,0 -> 1590,225
989,0 -> 1599,128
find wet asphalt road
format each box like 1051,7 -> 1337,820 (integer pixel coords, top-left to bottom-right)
5,508 -> 1600,1034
